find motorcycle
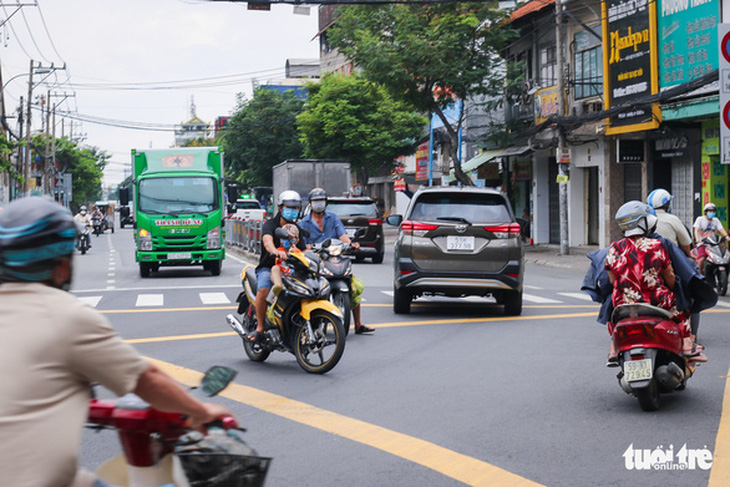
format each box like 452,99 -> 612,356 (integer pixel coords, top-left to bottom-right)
88,365 -> 270,487
611,303 -> 696,412
92,216 -> 104,236
77,223 -> 91,255
226,228 -> 346,374
314,238 -> 359,335
699,234 -> 729,296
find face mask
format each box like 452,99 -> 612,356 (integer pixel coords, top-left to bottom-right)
282,207 -> 299,222
311,201 -> 327,213
281,239 -> 291,250
707,212 -> 716,219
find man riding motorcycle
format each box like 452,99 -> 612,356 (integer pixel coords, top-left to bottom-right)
693,202 -> 729,275
0,197 -> 234,487
299,188 -> 374,334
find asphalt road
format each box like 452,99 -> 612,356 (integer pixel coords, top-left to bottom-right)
73,225 -> 730,486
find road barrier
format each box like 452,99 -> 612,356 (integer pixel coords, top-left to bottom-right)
225,215 -> 263,255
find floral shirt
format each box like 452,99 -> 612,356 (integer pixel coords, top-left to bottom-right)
605,236 -> 677,312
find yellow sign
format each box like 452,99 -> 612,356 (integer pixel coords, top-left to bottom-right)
534,86 -> 560,125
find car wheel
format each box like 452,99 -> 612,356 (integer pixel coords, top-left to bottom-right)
503,290 -> 522,316
372,251 -> 384,264
393,287 -> 411,314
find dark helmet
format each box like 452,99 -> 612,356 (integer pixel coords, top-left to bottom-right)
308,187 -> 327,202
0,197 -> 78,282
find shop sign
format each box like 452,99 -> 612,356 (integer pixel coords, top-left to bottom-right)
415,142 -> 429,181
655,135 -> 688,158
657,0 -> 718,88
534,86 -> 559,125
601,0 -> 661,134
513,159 -> 532,180
394,178 -> 406,192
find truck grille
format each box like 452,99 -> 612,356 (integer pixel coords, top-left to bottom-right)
153,235 -> 201,251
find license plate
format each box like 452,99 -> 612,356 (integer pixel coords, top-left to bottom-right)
446,236 -> 475,251
346,228 -> 357,238
167,252 -> 191,260
623,358 -> 653,382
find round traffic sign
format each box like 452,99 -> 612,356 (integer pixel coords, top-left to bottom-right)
723,101 -> 730,130
722,30 -> 730,64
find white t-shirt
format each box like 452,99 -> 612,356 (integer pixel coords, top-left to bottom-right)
693,216 -> 725,240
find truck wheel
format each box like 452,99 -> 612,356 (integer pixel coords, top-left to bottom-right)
139,263 -> 151,278
209,260 -> 222,276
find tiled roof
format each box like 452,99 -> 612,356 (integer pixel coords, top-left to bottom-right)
510,0 -> 555,22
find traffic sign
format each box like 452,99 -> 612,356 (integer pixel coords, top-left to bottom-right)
719,24 -> 730,164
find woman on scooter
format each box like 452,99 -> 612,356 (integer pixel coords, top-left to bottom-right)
605,201 -> 707,365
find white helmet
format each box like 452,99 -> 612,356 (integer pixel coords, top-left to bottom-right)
647,189 -> 673,210
277,190 -> 302,208
704,202 -> 717,213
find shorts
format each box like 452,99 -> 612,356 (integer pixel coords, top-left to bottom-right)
694,245 -> 709,260
256,267 -> 272,291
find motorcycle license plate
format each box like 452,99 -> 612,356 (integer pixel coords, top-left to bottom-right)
167,252 -> 191,260
623,358 -> 653,382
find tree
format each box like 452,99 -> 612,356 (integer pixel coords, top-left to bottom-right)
52,137 -> 109,208
223,88 -> 304,187
297,73 -> 426,183
328,3 -> 514,185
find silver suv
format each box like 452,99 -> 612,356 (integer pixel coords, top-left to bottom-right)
386,187 -> 524,315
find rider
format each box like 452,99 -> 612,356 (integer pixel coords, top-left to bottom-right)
74,205 -> 91,225
693,202 -> 729,275
0,197 -> 233,487
647,188 -> 693,258
299,188 -> 374,334
605,200 -> 706,365
247,190 -> 308,344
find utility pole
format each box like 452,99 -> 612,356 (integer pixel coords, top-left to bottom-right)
555,0 -> 569,255
23,59 -> 33,196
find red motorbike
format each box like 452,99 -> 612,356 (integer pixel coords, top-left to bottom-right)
611,303 -> 695,412
87,366 -> 270,487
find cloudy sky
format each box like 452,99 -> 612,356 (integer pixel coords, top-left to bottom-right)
0,0 -> 319,187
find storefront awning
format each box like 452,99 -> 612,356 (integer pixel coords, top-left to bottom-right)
460,149 -> 504,173
497,146 -> 532,158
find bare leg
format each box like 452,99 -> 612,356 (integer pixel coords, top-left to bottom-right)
254,288 -> 268,334
352,304 -> 362,329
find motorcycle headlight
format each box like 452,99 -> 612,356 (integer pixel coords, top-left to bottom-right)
287,278 -> 311,296
320,265 -> 334,277
207,226 -> 221,250
328,244 -> 342,257
138,229 -> 152,251
320,279 -> 331,297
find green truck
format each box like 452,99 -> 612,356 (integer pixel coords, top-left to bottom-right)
132,147 -> 226,277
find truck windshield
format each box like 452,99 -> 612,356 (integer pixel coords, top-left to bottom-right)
138,177 -> 218,215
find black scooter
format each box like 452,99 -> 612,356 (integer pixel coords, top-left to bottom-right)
315,238 -> 359,335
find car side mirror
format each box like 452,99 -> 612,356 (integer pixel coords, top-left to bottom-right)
385,215 -> 403,226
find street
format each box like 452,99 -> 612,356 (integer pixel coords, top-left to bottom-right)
75,225 -> 730,487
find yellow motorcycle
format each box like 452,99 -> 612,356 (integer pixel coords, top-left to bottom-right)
226,230 -> 346,374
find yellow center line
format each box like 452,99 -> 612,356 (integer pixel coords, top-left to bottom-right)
148,357 -> 545,487
124,311 -> 598,344
710,368 -> 730,486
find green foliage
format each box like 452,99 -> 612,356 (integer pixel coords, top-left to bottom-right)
297,73 -> 426,182
328,2 -> 515,185
0,134 -> 22,180
222,88 -> 304,187
52,137 -> 109,208
183,137 -> 215,148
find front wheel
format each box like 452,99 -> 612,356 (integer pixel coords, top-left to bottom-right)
331,291 -> 352,335
718,268 -> 728,297
636,378 -> 661,412
209,260 -> 222,276
139,262 -> 151,278
294,310 -> 346,374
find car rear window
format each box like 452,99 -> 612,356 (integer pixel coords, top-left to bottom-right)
327,201 -> 378,218
409,192 -> 512,223
236,200 -> 261,210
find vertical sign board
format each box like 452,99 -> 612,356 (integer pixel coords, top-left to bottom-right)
657,0 -> 718,88
602,0 -> 661,134
719,24 -> 730,163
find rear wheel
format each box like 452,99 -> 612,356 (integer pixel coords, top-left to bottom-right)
503,291 -> 523,316
139,263 -> 151,278
331,291 -> 351,335
636,378 -> 661,412
294,310 -> 346,374
372,251 -> 384,264
240,305 -> 270,362
393,287 -> 411,314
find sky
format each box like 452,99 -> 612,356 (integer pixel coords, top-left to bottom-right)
0,0 -> 320,188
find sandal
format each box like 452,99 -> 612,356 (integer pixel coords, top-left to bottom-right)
355,325 -> 375,334
247,330 -> 264,343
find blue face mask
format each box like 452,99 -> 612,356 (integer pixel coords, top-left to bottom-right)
282,208 -> 299,222
707,212 -> 716,219
281,239 -> 291,250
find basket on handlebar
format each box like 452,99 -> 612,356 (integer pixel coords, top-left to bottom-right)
177,452 -> 271,487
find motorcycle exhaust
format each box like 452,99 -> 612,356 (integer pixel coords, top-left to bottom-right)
226,314 -> 245,337
655,362 -> 684,391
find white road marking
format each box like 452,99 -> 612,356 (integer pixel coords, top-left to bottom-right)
200,292 -> 231,305
522,293 -> 562,304
78,296 -> 103,308
136,294 -> 164,307
716,300 -> 730,308
381,291 -> 394,297
523,284 -> 543,290
557,292 -> 593,302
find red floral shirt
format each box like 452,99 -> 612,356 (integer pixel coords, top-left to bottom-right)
605,236 -> 677,312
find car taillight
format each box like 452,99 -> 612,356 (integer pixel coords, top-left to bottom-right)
368,218 -> 382,226
401,220 -> 439,237
484,223 -> 521,239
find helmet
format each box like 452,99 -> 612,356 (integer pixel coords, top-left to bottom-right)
277,190 -> 302,208
308,188 -> 327,202
647,189 -> 673,210
615,200 -> 658,237
0,197 -> 78,282
704,202 -> 717,213
80,205 -> 87,211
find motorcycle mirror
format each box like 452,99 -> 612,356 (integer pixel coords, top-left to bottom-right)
200,366 -> 237,397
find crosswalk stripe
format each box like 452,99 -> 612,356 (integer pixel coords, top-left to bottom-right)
200,292 -> 231,305
557,292 -> 593,302
136,294 -> 164,307
522,293 -> 562,304
382,291 -> 394,297
78,296 -> 102,308
716,301 -> 730,308
523,285 -> 543,290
